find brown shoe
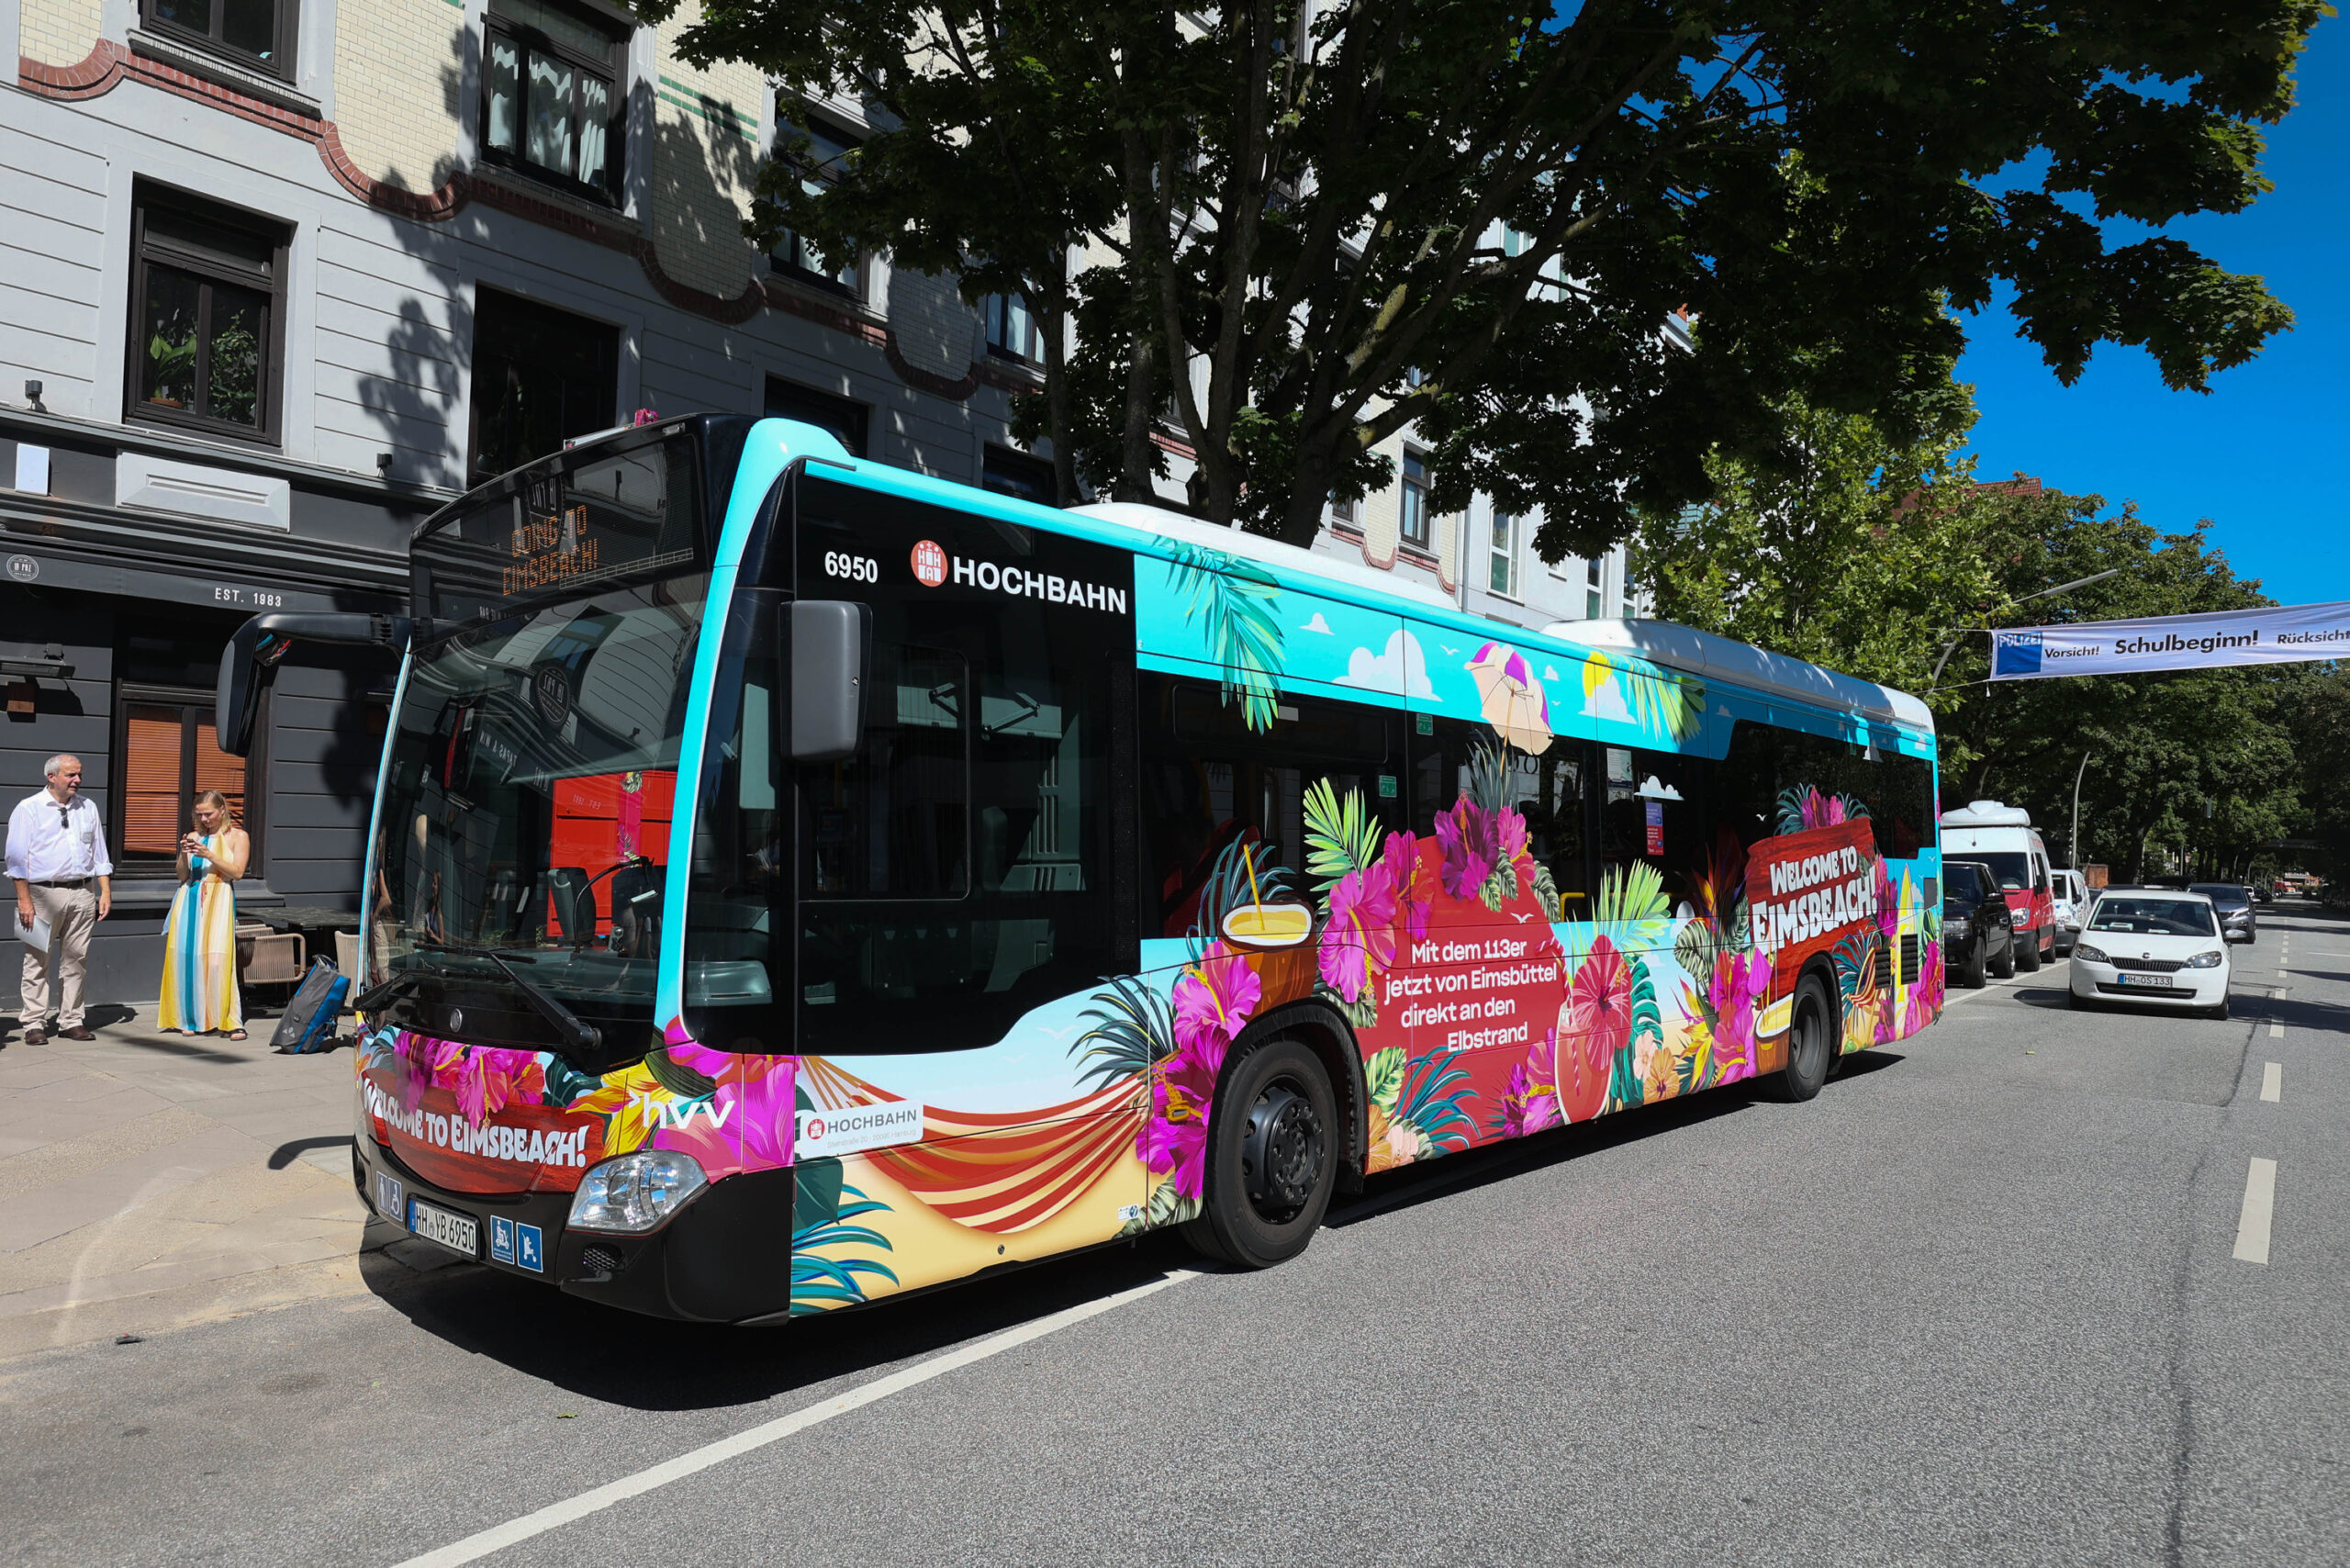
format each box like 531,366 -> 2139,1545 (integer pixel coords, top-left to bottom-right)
19,1029 -> 44,1047
57,1026 -> 95,1041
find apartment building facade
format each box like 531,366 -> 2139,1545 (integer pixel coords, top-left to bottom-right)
0,0 -> 1632,993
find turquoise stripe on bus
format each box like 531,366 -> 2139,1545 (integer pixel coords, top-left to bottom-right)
357,645 -> 414,1000
656,419 -> 852,1030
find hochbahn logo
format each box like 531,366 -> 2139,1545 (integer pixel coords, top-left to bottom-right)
911,539 -> 1129,614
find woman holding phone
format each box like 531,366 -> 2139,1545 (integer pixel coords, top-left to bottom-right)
159,790 -> 248,1038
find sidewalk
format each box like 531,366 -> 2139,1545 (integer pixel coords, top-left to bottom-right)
0,1001 -> 375,1358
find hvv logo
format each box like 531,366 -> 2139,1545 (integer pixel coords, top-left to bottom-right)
629,1094 -> 734,1131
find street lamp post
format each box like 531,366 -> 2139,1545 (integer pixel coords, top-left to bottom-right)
2071,750 -> 2092,870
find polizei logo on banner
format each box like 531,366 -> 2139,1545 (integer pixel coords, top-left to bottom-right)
795,1101 -> 926,1160
1745,820 -> 1881,961
1989,599 -> 2350,680
912,542 -> 1129,615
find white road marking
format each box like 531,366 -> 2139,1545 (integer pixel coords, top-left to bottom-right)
391,1268 -> 1200,1568
2233,1158 -> 2277,1265
2268,1022 -> 2285,1038
2260,1061 -> 2282,1102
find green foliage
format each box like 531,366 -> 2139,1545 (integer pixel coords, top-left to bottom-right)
1166,547 -> 1284,731
1595,862 -> 1671,924
1478,857 -> 1520,913
541,1057 -> 601,1109
1316,981 -> 1379,1033
1465,741 -> 1512,815
642,1048 -> 718,1102
657,0 -> 2313,553
1397,1053 -> 1475,1153
1530,863 -> 1563,923
790,1180 -> 899,1311
1606,1044 -> 1642,1114
1364,1047 -> 1406,1114
1674,921 -> 1721,994
1831,928 -> 1878,1007
1302,778 -> 1384,896
1074,974 -> 1178,1087
1627,954 -> 1663,1057
1120,1181 -> 1201,1238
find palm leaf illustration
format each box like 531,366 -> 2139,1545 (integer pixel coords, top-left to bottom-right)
1074,974 -> 1178,1087
790,1184 -> 898,1310
1606,1042 -> 1643,1113
1628,952 -> 1663,1053
1302,778 -> 1383,896
1622,669 -> 1705,744
1166,544 -> 1286,732
1595,861 -> 1671,924
1399,1054 -> 1476,1151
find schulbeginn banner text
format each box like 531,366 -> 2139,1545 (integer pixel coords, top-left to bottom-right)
1988,601 -> 2350,680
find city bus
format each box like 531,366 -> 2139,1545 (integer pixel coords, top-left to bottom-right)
218,413 -> 1943,1323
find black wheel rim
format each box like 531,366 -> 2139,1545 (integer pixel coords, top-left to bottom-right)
1240,1077 -> 1326,1226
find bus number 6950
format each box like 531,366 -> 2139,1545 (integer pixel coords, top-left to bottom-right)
824,551 -> 878,584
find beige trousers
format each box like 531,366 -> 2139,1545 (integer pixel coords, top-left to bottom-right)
19,881 -> 97,1030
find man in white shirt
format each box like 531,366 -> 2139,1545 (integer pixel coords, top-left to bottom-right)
7,754 -> 113,1045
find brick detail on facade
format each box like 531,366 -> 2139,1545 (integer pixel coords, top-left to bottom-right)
330,0 -> 466,199
17,0 -> 102,75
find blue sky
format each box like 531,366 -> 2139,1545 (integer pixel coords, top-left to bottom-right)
1953,19 -> 2348,605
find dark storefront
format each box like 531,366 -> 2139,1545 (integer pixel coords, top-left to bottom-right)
2,407 -> 427,1004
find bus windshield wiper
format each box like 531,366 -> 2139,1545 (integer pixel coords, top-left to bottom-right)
413,941 -> 603,1055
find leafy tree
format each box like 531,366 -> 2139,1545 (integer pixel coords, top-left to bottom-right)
658,0 -> 2317,543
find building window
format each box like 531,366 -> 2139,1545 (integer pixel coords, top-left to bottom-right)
1329,491 -> 1360,532
141,0 -> 296,76
771,116 -> 861,296
114,686 -> 260,878
984,293 -> 1042,364
1488,511 -> 1519,599
1399,451 -> 1432,552
1587,555 -> 1606,619
483,0 -> 627,202
766,375 -> 869,458
982,444 -> 1058,505
467,287 -> 620,485
126,188 -> 286,444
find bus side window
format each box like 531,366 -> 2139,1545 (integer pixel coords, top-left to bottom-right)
1408,717 -> 1589,914
1596,745 -> 1702,917
1142,676 -> 1400,939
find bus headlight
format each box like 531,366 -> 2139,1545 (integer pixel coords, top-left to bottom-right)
569,1150 -> 708,1233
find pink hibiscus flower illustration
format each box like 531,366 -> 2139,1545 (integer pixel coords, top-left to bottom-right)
1138,1036 -> 1225,1199
1559,937 -> 1631,1122
1319,862 -> 1398,1002
1709,948 -> 1770,1082
1382,830 -> 1432,940
1436,800 -> 1496,900
1173,941 -> 1260,1057
1500,1026 -> 1563,1137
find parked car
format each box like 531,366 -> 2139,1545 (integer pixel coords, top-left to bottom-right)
2188,882 -> 2257,943
2069,890 -> 2232,1019
2050,868 -> 2088,957
1943,860 -> 2017,987
1938,801 -> 2057,971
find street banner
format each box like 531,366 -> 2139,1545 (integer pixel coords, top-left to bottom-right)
1988,600 -> 2350,680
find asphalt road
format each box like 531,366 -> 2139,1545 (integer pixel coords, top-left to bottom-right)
3,909 -> 2344,1567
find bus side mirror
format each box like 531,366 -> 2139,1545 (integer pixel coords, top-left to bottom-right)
790,599 -> 870,761
216,611 -> 409,756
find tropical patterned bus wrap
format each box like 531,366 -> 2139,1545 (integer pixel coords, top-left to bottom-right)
356,456 -> 1940,1319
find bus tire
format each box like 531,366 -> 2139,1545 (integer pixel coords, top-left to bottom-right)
1769,974 -> 1835,1103
2017,933 -> 2042,973
1181,1036 -> 1338,1270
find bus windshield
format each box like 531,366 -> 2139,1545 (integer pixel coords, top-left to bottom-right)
368,576 -> 707,1056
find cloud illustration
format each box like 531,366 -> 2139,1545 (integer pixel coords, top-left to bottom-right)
1584,678 -> 1633,724
1301,612 -> 1332,634
1335,629 -> 1437,699
1543,665 -> 1561,682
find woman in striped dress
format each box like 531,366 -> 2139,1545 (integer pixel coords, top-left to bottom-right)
159,790 -> 248,1038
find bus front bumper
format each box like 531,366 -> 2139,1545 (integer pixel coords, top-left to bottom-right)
353,1137 -> 798,1323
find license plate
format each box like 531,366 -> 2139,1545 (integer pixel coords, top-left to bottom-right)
2117,973 -> 2177,990
408,1198 -> 481,1257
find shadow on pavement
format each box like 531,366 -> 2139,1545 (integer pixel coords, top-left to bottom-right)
269,1134 -> 356,1170
352,1043 -> 1921,1414
2011,985 -> 2077,1011
358,1219 -> 1201,1415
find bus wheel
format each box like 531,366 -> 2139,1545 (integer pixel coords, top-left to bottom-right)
1769,975 -> 1834,1103
1181,1037 -> 1337,1269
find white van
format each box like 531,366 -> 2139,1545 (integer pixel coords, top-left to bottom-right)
2049,868 -> 2087,957
1938,801 -> 2056,970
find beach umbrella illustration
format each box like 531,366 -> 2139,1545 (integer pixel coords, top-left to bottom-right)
1468,642 -> 1553,754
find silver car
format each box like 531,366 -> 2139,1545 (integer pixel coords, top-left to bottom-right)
2188,882 -> 2257,944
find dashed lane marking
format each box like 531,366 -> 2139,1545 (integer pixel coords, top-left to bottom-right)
390,1268 -> 1202,1567
2260,1061 -> 2282,1102
2233,1158 -> 2277,1266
